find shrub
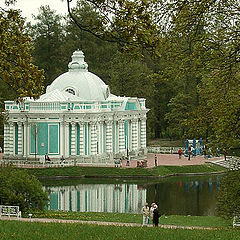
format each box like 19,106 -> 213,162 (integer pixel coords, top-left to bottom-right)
0,165 -> 48,212
217,170 -> 240,218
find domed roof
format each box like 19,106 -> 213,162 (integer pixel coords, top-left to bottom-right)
46,50 -> 110,101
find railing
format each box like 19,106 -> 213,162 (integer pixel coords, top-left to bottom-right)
0,156 -> 115,168
6,101 -> 123,112
147,146 -> 180,154
28,102 -> 62,111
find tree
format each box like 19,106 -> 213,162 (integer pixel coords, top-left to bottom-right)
27,5 -> 65,87
0,5 -> 45,149
66,0 -> 240,147
165,93 -> 194,139
63,0 -> 118,82
0,8 -> 44,99
217,168 -> 240,218
0,166 -> 48,212
165,0 -> 240,148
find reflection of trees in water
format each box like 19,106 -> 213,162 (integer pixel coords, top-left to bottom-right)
146,176 -> 221,216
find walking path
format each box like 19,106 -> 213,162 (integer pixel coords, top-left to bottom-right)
1,152 -> 227,168
0,216 -> 216,230
121,153 -> 224,168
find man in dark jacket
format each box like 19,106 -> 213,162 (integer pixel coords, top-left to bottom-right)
153,205 -> 160,227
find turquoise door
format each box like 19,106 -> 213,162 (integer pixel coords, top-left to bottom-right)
48,124 -> 59,154
30,122 -> 59,155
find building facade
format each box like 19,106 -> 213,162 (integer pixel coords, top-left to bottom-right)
4,50 -> 149,164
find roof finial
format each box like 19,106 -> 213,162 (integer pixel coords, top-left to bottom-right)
68,50 -> 88,72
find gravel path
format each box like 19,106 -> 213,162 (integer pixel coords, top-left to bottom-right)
0,217 -> 216,230
121,153 -> 223,168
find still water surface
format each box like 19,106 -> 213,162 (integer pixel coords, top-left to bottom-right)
43,175 -> 222,216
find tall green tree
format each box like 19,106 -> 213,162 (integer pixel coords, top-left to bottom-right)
63,0 -> 118,82
66,0 -> 161,57
27,5 -> 65,87
0,8 -> 44,99
0,6 -> 44,148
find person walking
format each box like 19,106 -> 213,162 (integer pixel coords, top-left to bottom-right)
223,149 -> 227,161
153,204 -> 160,227
188,146 -> 191,161
126,156 -> 130,166
141,203 -> 150,226
178,148 -> 182,159
154,154 -> 158,167
150,203 -> 155,222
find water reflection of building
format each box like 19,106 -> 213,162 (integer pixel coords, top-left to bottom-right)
44,184 -> 146,214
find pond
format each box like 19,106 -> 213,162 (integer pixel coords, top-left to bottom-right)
42,175 -> 222,216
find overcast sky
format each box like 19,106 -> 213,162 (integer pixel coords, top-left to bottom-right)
1,0 -> 76,21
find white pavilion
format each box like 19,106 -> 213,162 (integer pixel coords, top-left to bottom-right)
3,50 -> 149,165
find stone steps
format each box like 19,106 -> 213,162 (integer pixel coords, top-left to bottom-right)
211,157 -> 240,170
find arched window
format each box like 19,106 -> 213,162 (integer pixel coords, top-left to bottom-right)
65,88 -> 76,95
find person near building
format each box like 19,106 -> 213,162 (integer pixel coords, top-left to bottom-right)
150,203 -> 158,224
188,146 -> 191,161
142,203 -> 150,225
223,149 -> 227,161
45,153 -> 50,162
178,148 -> 182,159
153,204 -> 160,227
154,154 -> 158,166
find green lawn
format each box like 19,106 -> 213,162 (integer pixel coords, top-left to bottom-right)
148,138 -> 185,147
0,220 -> 239,240
26,163 -> 226,178
28,210 -> 232,228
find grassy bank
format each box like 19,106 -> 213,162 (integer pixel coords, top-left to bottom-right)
0,220 -> 239,240
149,138 -> 185,147
26,163 -> 226,178
28,210 -> 232,228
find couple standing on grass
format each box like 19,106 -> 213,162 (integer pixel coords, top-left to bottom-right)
142,202 -> 160,227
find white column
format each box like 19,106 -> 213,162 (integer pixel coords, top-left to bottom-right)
23,122 -> 27,157
98,122 -> 103,154
128,120 -> 132,151
106,121 -> 113,153
27,123 -> 30,157
4,124 -> 10,155
84,122 -> 89,155
114,122 -> 118,153
101,122 -> 105,154
60,121 -> 65,157
70,122 -> 76,156
98,121 -> 105,154
79,122 -> 84,156
9,122 -> 14,155
118,120 -> 125,153
23,122 -> 29,157
65,123 -> 69,157
140,117 -> 147,148
131,119 -> 138,151
17,122 -> 23,155
138,119 -> 141,149
90,122 -> 97,155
